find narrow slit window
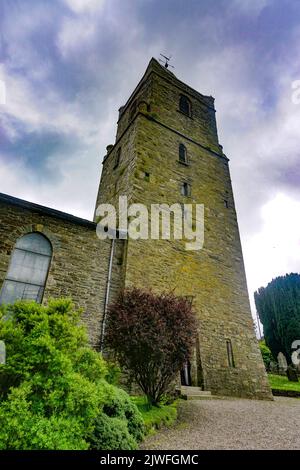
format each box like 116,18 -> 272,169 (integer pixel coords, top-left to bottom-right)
181,182 -> 191,197
179,144 -> 187,164
226,339 -> 235,368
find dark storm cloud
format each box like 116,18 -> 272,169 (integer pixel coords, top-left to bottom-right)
1,0 -> 300,294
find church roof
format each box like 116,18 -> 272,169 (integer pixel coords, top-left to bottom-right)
0,192 -> 96,229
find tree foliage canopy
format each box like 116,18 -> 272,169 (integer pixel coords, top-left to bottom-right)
255,273 -> 300,363
105,288 -> 197,405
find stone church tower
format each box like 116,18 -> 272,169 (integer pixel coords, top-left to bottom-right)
95,58 -> 271,399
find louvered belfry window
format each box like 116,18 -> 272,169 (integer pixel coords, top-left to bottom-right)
0,233 -> 52,305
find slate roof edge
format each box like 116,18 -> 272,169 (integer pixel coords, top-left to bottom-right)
0,192 -> 96,229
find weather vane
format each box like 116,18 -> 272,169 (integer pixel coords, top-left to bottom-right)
159,54 -> 174,70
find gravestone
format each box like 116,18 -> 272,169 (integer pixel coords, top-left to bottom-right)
269,361 -> 279,374
277,352 -> 287,374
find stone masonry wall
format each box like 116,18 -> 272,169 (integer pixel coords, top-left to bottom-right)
124,114 -> 271,399
0,199 -> 124,349
94,119 -> 139,215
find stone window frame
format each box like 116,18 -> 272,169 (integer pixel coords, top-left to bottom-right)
181,181 -> 191,197
1,224 -> 59,302
178,143 -> 189,165
226,339 -> 235,368
179,94 -> 192,118
0,232 -> 53,305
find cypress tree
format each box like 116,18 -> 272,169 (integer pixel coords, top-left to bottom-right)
255,273 -> 300,364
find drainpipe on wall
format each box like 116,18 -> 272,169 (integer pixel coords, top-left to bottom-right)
100,238 -> 115,353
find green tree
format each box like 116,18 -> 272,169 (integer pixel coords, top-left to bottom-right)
255,273 -> 300,364
0,299 -> 143,450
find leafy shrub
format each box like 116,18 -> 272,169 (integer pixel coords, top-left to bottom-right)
88,414 -> 137,450
100,382 -> 144,442
259,340 -> 275,371
105,360 -> 121,385
0,383 -> 88,450
0,299 -> 144,450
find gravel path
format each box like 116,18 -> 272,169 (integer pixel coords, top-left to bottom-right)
141,397 -> 300,450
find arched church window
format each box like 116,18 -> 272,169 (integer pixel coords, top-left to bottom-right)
179,95 -> 191,117
0,233 -> 52,305
179,143 -> 188,164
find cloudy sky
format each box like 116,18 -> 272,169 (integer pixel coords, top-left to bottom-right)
1,0 -> 300,327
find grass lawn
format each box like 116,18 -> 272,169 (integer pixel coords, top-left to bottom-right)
268,374 -> 300,392
131,396 -> 178,434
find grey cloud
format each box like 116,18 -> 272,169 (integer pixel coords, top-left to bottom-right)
1,0 -> 300,272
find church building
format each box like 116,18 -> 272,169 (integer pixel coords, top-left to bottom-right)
0,58 -> 271,399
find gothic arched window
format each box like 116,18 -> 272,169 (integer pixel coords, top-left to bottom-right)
179,95 -> 191,117
0,233 -> 52,305
179,143 -> 188,164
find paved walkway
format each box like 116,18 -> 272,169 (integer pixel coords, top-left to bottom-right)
141,397 -> 300,450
